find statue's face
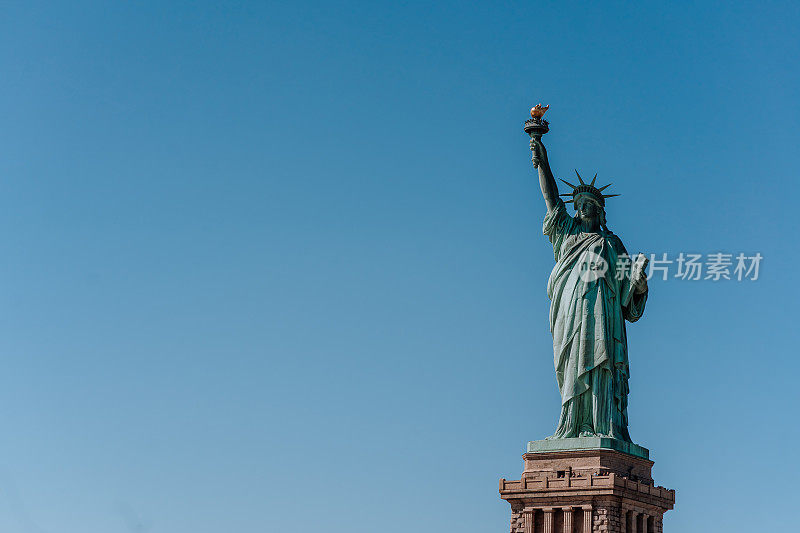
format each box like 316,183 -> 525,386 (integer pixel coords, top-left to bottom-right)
575,195 -> 601,224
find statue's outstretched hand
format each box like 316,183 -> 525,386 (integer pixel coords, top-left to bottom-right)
530,138 -> 547,169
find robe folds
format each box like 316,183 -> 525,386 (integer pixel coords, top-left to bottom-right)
542,199 -> 647,441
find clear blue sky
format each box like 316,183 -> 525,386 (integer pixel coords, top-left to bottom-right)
0,2 -> 797,532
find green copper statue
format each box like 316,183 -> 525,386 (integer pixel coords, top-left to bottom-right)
527,109 -> 649,443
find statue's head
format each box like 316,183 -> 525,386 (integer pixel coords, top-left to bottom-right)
560,170 -> 618,229
575,194 -> 604,226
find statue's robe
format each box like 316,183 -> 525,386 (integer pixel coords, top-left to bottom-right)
543,199 -> 647,441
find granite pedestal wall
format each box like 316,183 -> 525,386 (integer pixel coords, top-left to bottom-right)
499,439 -> 675,533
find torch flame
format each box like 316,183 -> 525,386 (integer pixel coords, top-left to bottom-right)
530,104 -> 549,119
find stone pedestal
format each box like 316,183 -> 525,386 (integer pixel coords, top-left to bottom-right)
499,439 -> 675,533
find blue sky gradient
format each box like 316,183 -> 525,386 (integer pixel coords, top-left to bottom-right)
0,2 -> 798,532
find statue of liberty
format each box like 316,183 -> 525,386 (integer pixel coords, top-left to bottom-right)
529,126 -> 649,443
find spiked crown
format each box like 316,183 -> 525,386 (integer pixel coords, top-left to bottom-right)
559,170 -> 619,207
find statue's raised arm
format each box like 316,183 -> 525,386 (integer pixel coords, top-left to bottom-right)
530,138 -> 559,212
